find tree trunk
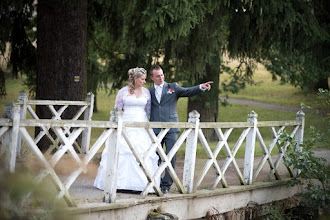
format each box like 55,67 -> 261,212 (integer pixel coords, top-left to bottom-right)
36,0 -> 87,151
308,77 -> 329,91
188,56 -> 220,141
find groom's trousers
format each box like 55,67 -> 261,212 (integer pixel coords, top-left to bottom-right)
158,132 -> 178,189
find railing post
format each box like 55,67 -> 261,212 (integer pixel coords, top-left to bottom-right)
294,110 -> 305,176
243,111 -> 258,184
104,108 -> 122,203
183,110 -> 200,193
81,92 -> 94,153
2,103 -> 20,172
2,104 -> 12,156
17,90 -> 28,157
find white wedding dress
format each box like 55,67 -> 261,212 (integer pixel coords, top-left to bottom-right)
94,87 -> 159,192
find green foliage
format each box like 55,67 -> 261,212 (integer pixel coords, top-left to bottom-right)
142,0 -> 207,42
0,0 -> 329,130
227,0 -> 329,90
0,0 -> 37,96
0,157 -> 69,220
282,130 -> 330,212
281,89 -> 330,213
263,205 -> 288,220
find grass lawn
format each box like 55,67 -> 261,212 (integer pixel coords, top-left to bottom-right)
220,62 -> 321,108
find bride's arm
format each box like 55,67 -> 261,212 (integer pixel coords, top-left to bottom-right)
114,87 -> 127,112
144,87 -> 151,118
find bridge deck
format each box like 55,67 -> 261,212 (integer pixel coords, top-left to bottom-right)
26,154 -> 291,219
67,179 -> 303,219
47,154 -> 289,204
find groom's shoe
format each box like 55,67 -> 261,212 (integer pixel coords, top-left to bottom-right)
161,187 -> 169,194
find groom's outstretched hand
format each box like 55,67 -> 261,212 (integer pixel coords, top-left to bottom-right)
201,81 -> 213,91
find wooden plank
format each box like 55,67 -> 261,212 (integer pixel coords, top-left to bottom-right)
122,129 -> 161,198
213,128 -> 233,157
163,130 -> 187,194
199,122 -> 253,128
84,128 -> 113,165
167,129 -> 191,161
253,129 -> 271,180
20,119 -> 117,128
258,121 -> 301,127
183,111 -> 199,193
49,127 -> 84,167
21,100 -> 90,106
53,127 -> 84,167
72,105 -> 88,120
0,126 -> 9,138
231,128 -> 250,158
124,121 -> 194,129
244,111 -> 257,184
144,128 -> 168,160
232,158 -> 246,185
151,138 -> 181,194
104,109 -> 123,203
48,105 -> 68,120
19,127 -> 76,207
9,104 -> 20,172
0,118 -> 12,126
27,105 -> 39,119
209,157 -> 225,189
196,129 -> 227,189
81,92 -> 94,153
253,127 -> 284,181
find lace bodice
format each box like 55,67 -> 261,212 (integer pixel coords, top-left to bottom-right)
114,86 -> 151,117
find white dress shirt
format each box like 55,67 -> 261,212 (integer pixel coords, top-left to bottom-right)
155,84 -> 163,103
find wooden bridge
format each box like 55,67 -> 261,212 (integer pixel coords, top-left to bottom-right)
0,92 -> 306,219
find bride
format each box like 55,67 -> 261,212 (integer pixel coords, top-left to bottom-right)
94,67 -> 160,192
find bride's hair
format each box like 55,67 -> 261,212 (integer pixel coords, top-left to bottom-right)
127,67 -> 147,94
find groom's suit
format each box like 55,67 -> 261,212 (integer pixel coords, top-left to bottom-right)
149,82 -> 203,189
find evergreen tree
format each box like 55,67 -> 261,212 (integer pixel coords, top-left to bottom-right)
226,0 -> 329,90
0,0 -> 328,133
0,0 -> 36,96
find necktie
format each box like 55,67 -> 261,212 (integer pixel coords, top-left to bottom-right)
156,85 -> 162,103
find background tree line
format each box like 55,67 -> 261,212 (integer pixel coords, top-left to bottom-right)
1,0 -> 329,125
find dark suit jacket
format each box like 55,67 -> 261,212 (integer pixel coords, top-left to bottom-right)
149,82 -> 203,134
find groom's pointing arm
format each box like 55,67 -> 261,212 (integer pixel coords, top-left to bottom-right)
200,81 -> 213,91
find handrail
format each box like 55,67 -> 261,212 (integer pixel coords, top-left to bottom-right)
0,104 -> 305,207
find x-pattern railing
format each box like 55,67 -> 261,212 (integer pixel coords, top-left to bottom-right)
15,91 -> 94,155
1,103 -> 305,207
252,120 -> 303,182
17,119 -> 116,206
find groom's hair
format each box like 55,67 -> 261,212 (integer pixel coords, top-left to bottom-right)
150,65 -> 161,76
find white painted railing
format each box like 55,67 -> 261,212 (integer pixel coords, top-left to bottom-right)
0,102 -> 304,207
6,91 -> 94,157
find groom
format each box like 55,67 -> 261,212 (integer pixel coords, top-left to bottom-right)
149,65 -> 212,194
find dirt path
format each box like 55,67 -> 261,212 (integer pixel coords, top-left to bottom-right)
220,96 -> 329,116
219,96 -> 304,112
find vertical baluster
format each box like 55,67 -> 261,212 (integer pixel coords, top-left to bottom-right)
243,111 -> 258,184
4,103 -> 20,173
104,108 -> 122,203
81,92 -> 94,153
17,90 -> 28,157
183,110 -> 200,193
294,110 -> 305,176
2,104 -> 12,157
